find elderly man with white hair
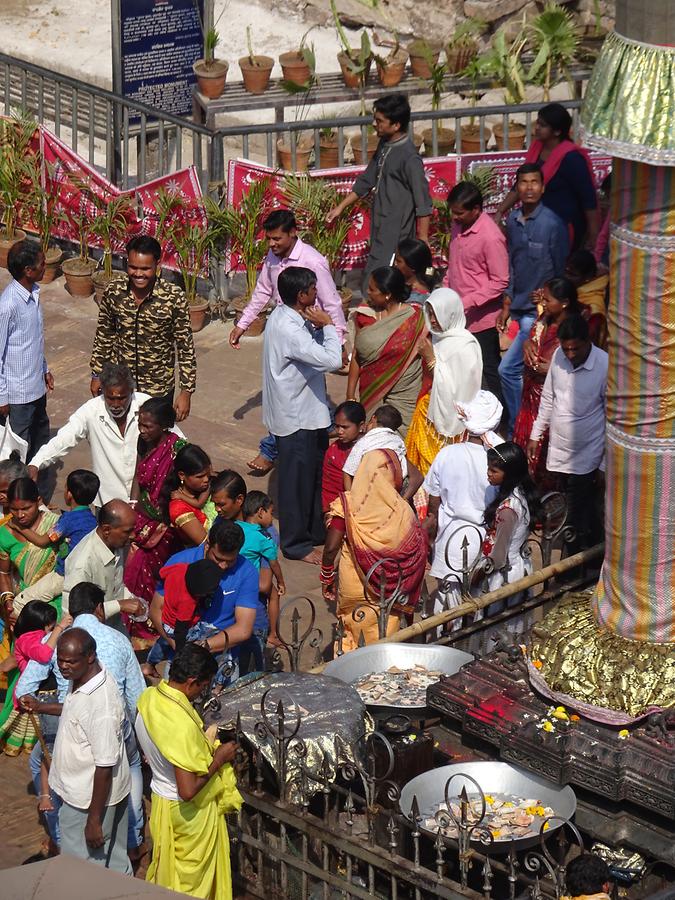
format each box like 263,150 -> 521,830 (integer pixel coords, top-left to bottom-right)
422,390 -> 503,618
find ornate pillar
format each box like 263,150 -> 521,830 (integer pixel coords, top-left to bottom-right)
529,1 -> 675,722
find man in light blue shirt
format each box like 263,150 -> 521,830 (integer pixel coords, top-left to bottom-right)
0,241 -> 52,460
498,164 -> 569,435
16,582 -> 146,859
262,266 -> 341,563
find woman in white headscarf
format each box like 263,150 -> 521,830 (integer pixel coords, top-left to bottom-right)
405,288 -> 483,476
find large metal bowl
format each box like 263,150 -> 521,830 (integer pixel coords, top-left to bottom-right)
323,644 -> 473,711
400,761 -> 577,852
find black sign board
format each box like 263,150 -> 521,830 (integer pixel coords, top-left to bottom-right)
113,0 -> 205,118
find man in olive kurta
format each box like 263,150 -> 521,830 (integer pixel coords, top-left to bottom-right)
327,94 -> 432,280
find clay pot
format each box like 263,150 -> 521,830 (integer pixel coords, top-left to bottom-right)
61,257 -> 96,297
92,270 -> 114,307
39,247 -> 63,284
189,297 -> 210,332
279,51 -> 311,86
422,127 -> 456,157
446,42 -> 478,75
239,56 -> 274,94
407,42 -> 441,79
459,124 -> 485,154
376,50 -> 409,87
317,136 -> 343,169
492,122 -> 527,151
339,288 -> 353,316
276,139 -> 312,172
351,132 -> 379,165
0,229 -> 27,270
193,59 -> 229,99
337,51 -> 372,89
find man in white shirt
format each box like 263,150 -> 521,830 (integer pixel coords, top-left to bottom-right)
63,500 -> 142,624
262,266 -> 342,563
28,362 -> 150,506
528,314 -> 608,554
49,628 -> 131,874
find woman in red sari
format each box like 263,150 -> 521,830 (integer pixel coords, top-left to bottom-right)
512,277 -> 581,484
496,103 -> 599,250
346,267 -> 427,435
320,449 -> 427,650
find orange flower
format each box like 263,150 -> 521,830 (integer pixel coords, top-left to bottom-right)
532,659 -> 543,670
570,714 -> 580,723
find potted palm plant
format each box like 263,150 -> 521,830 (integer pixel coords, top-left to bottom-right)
24,159 -> 66,284
61,209 -> 97,297
193,10 -> 228,100
0,111 -> 35,268
90,195 -> 135,305
407,38 -> 442,79
277,54 -> 318,172
479,29 -> 528,150
317,118 -> 345,169
279,28 -> 316,86
239,26 -> 274,94
446,18 -> 487,74
332,0 -> 373,90
205,176 -> 273,334
457,55 -> 487,153
526,2 -> 581,101
422,57 -> 454,156
165,210 -> 215,332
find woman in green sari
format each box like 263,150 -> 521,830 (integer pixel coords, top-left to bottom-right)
0,477 -> 59,755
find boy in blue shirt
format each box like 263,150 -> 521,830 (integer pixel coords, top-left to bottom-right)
13,469 -> 100,612
238,491 -> 285,670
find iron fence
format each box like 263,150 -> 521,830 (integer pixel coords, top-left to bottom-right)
1,51 -> 584,190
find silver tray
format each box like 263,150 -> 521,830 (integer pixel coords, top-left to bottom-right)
399,761 -> 577,852
323,643 -> 473,711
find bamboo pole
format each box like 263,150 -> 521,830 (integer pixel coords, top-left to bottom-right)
311,544 -> 604,673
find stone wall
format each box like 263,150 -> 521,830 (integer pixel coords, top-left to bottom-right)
286,0 -> 615,47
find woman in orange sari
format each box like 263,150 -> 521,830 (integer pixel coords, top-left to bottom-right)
320,449 -> 427,650
346,267 -> 427,435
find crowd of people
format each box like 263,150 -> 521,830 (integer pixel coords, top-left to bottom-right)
0,92 -> 610,896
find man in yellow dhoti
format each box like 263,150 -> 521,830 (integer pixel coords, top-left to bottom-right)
135,643 -> 242,899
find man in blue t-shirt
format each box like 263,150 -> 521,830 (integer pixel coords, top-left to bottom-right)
149,518 -> 259,687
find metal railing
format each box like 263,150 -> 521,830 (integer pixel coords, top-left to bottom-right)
2,51 -> 586,190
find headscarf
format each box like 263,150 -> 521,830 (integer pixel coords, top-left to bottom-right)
455,390 -> 503,449
424,288 -> 482,438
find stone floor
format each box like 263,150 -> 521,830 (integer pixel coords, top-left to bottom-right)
0,266 -> 340,870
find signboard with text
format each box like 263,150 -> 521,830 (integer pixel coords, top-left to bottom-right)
114,0 -> 205,118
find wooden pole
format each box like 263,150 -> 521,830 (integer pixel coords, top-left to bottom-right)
310,544 -> 604,673
27,712 -> 52,769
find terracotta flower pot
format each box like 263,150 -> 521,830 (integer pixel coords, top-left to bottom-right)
376,50 -> 409,87
446,42 -> 478,75
92,270 -> 115,307
459,124 -> 485,154
351,132 -> 379,165
39,247 -> 63,284
238,56 -> 274,94
337,51 -> 372,89
279,51 -> 311,86
61,257 -> 96,297
0,228 -> 27,270
317,137 -> 343,169
189,298 -> 210,332
422,127 -> 456,157
407,42 -> 441,79
276,139 -> 312,172
339,288 -> 353,316
492,122 -> 527,151
193,59 -> 229,99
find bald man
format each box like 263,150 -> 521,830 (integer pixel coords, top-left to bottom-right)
63,500 -> 142,624
48,629 -> 131,873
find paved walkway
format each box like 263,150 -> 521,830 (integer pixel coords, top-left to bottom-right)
0,267 -> 340,869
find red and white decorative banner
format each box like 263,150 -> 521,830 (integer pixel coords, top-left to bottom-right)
14,121 -> 205,272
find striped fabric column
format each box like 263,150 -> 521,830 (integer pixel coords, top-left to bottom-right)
591,158 -> 675,643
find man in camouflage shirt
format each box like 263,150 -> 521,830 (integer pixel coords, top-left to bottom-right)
90,235 -> 196,421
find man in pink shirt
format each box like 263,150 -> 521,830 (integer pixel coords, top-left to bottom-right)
229,209 -> 346,474
444,182 -> 509,408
